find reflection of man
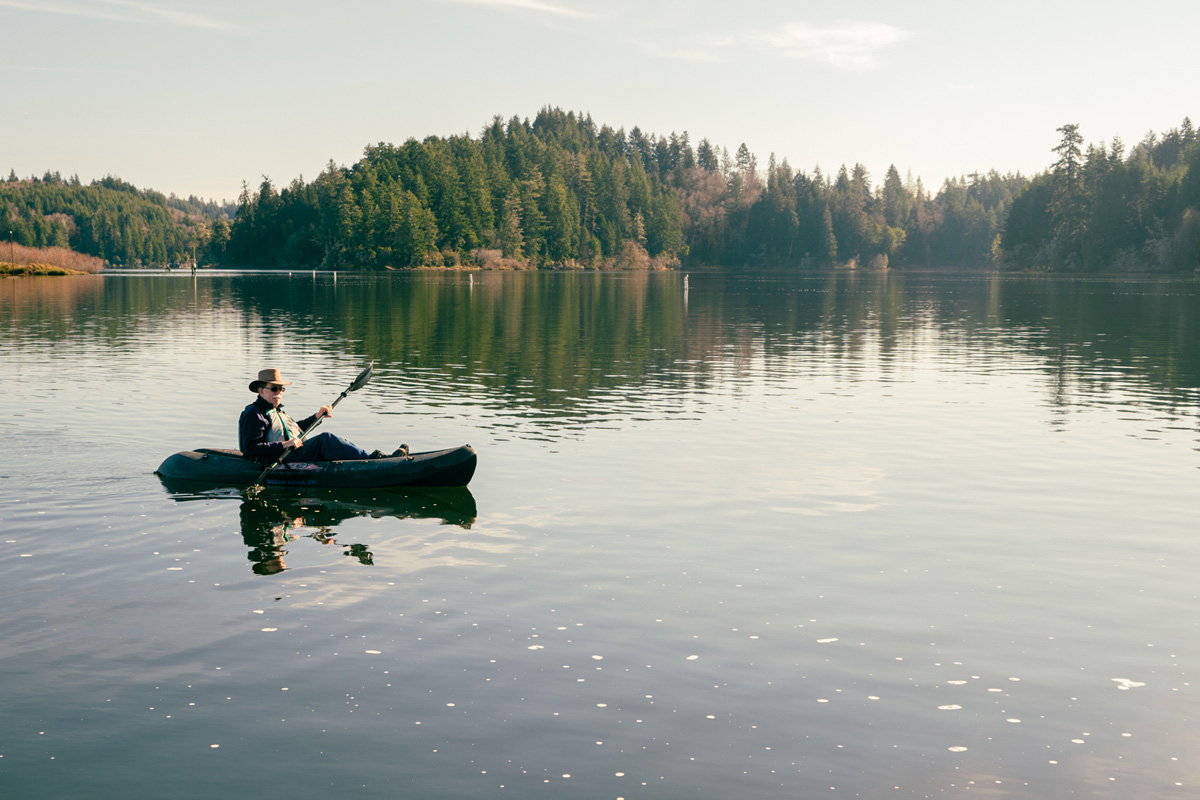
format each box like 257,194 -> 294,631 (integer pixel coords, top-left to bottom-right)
239,368 -> 405,462
228,488 -> 481,575
238,497 -> 300,575
239,496 -> 372,575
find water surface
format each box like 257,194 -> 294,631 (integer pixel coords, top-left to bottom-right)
2,270 -> 1199,798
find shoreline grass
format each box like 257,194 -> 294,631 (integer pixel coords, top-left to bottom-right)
1,243 -> 105,273
1,262 -> 91,276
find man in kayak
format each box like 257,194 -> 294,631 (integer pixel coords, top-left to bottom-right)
239,368 -> 406,462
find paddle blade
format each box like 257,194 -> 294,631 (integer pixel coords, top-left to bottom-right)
349,361 -> 373,392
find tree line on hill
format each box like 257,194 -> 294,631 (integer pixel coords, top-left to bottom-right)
222,108 -> 1027,271
2,109 -> 1196,271
0,170 -> 236,266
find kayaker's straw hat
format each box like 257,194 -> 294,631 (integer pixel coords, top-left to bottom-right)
249,368 -> 293,392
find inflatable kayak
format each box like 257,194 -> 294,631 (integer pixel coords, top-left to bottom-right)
155,445 -> 477,489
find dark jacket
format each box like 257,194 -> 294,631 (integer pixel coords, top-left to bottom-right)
239,396 -> 318,462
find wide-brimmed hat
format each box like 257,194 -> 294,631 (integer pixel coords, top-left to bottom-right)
249,368 -> 294,392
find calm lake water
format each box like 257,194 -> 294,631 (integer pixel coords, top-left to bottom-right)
3,269 -> 1199,799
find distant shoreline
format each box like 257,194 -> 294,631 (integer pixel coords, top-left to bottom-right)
84,264 -> 1200,280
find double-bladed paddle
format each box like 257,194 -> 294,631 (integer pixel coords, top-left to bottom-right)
244,362 -> 373,497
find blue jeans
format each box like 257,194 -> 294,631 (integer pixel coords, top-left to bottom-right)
291,432 -> 370,462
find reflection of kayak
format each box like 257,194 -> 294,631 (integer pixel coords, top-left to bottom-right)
158,480 -> 478,529
155,445 -> 477,489
158,480 -> 478,574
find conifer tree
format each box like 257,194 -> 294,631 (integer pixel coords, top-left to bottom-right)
1050,123 -> 1088,265
497,194 -> 524,259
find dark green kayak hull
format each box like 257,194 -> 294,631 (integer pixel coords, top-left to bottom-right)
156,445 -> 477,489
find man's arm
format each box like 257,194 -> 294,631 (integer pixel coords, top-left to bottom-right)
297,405 -> 332,433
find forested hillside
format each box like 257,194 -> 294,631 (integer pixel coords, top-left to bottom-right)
225,108 -> 1025,271
226,111 -> 684,270
4,108 -> 1195,271
0,171 -> 234,266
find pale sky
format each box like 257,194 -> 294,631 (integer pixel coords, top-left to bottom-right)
2,0 -> 1196,202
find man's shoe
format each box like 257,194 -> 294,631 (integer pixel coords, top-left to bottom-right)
368,449 -> 386,459
391,444 -> 409,458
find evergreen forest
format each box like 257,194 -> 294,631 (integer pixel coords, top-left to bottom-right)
1000,122 -> 1200,271
0,170 -> 235,267
2,108 -> 1197,272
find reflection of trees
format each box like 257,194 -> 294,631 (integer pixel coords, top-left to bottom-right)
0,273 -> 220,343
7,272 -> 1200,421
2,275 -> 108,340
975,276 -> 1200,413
